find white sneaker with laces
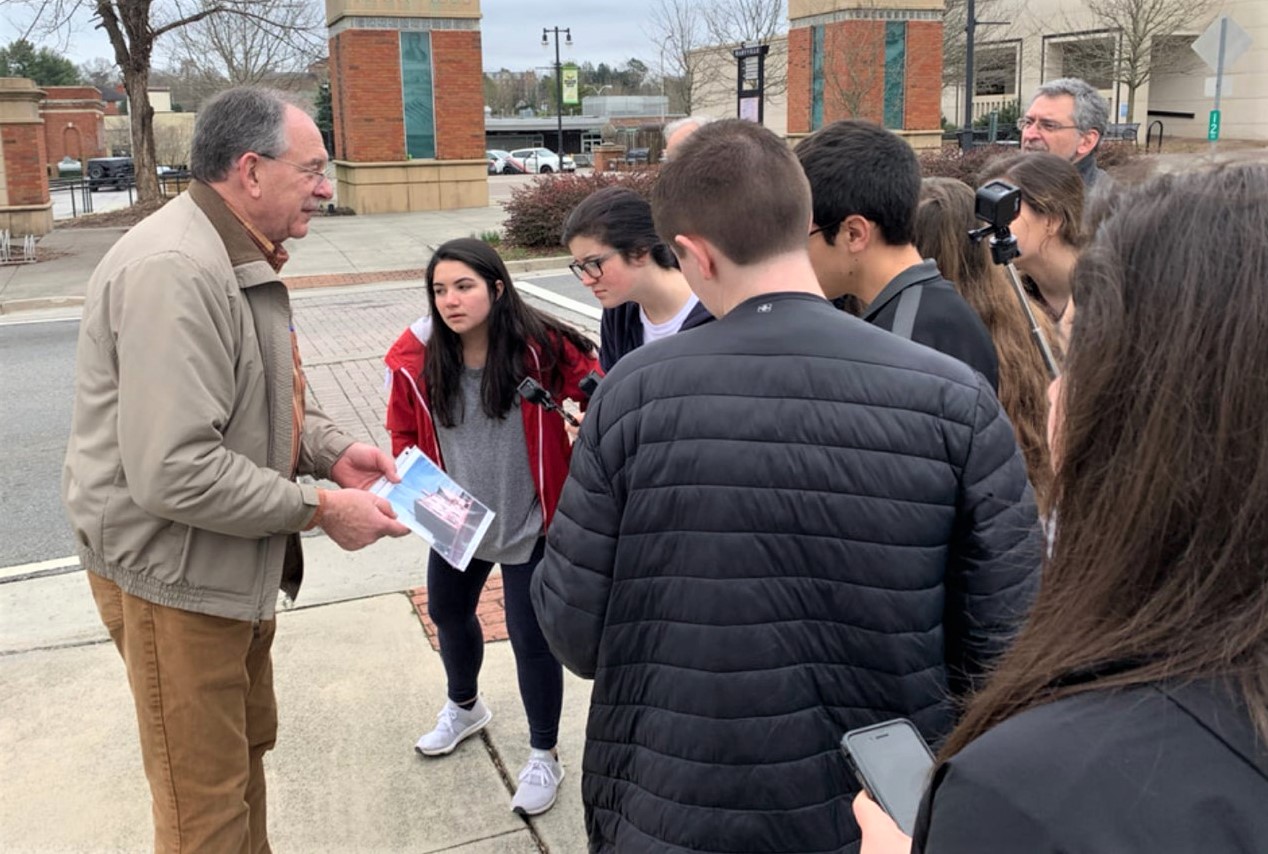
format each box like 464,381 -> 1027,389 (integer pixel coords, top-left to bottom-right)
414,697 -> 492,756
510,748 -> 564,816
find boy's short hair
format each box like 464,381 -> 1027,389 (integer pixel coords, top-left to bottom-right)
652,119 -> 812,266
794,120 -> 920,247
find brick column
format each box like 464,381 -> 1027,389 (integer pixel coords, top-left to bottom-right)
787,0 -> 945,150
326,0 -> 488,213
0,77 -> 53,236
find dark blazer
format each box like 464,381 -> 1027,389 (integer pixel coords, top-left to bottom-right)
915,679 -> 1268,852
598,298 -> 714,372
533,292 -> 1041,853
864,260 -> 1000,391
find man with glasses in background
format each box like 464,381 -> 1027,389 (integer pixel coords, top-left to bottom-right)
63,87 -> 409,852
1019,77 -> 1111,188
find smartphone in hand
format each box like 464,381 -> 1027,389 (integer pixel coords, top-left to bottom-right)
841,718 -> 935,836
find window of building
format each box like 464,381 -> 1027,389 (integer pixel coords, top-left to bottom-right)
400,32 -> 436,159
811,25 -> 825,131
883,21 -> 906,129
975,45 -> 1018,96
1059,38 -> 1115,90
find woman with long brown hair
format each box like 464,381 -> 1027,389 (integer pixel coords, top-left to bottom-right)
980,152 -> 1086,351
915,177 -> 1054,511
856,161 -> 1268,851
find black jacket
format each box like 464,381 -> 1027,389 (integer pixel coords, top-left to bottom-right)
532,292 -> 1041,854
915,679 -> 1268,852
864,260 -> 1000,391
598,298 -> 714,372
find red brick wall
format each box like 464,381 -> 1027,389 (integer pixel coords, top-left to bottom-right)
329,30 -> 406,162
432,29 -> 484,160
904,22 -> 943,131
41,86 -> 107,164
788,18 -> 944,134
3,124 -> 50,205
824,20 -> 886,125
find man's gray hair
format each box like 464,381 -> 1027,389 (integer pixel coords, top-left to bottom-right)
1032,77 -> 1109,134
190,87 -> 291,182
664,115 -> 715,143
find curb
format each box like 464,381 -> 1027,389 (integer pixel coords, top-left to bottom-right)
0,296 -> 85,315
504,255 -> 571,274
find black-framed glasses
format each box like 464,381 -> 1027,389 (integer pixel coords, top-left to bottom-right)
808,223 -> 836,239
1016,117 -> 1081,133
569,250 -> 619,280
259,152 -> 331,184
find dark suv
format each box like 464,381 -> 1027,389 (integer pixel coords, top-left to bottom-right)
86,156 -> 135,191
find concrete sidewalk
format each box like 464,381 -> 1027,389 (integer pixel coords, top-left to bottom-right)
0,534 -> 594,853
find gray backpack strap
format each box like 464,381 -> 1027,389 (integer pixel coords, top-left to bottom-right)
891,284 -> 924,340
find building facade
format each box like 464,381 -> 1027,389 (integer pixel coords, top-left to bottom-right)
946,0 -> 1266,141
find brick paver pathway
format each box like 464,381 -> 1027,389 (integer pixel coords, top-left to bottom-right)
291,285 -> 587,647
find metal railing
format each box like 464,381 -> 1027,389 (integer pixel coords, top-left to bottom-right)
49,171 -> 191,219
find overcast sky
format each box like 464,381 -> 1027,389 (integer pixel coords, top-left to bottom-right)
1,0 -> 666,75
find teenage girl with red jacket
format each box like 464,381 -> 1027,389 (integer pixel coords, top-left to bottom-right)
384,238 -> 599,817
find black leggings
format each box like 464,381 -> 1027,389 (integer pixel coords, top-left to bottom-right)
426,538 -> 563,750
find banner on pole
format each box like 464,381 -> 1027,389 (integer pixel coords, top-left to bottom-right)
562,65 -> 579,105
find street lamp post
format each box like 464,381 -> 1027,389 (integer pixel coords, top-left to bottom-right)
542,26 -> 572,160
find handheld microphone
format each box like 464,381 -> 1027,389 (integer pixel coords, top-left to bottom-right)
517,377 -> 581,428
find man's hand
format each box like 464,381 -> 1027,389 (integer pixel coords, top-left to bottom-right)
330,442 -> 399,490
318,488 -> 410,550
853,791 -> 913,854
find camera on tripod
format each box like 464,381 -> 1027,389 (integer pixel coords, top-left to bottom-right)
968,179 -> 1060,378
969,180 -> 1024,266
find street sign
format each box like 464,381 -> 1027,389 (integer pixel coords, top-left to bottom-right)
1193,16 -> 1252,71
1208,110 -> 1221,141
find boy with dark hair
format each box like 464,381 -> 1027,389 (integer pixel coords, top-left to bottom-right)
796,119 -> 1000,389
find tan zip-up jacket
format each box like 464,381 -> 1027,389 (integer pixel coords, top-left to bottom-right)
61,183 -> 352,621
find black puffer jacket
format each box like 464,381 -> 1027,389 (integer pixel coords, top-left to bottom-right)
532,292 -> 1041,854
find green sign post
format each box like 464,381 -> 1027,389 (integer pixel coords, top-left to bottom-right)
1208,109 -> 1221,141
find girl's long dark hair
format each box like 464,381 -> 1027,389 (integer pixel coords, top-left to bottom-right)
423,238 -> 595,428
561,186 -> 679,270
942,161 -> 1268,758
916,177 -> 1054,513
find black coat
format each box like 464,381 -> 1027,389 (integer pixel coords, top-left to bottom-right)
532,292 -> 1041,853
863,261 -> 1000,392
915,679 -> 1268,852
598,298 -> 714,372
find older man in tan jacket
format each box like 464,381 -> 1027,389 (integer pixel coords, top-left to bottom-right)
62,87 -> 408,853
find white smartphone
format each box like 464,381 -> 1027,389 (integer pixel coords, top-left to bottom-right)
840,718 -> 936,836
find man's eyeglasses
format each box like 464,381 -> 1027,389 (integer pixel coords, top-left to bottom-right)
569,250 -> 619,280
259,152 -> 331,184
1016,117 -> 1081,133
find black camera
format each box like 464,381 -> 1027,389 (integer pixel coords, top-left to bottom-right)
974,180 -> 1022,230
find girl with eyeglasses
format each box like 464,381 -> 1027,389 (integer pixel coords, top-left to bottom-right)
562,186 -> 713,371
383,238 -> 600,817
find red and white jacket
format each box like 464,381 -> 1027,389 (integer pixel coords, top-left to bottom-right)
384,316 -> 601,530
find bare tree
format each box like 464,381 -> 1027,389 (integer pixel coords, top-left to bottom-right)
5,0 -> 324,202
161,0 -> 322,88
1079,0 -> 1218,120
645,0 -> 712,114
704,0 -> 788,97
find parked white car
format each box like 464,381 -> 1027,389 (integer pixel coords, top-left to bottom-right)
509,147 -> 576,174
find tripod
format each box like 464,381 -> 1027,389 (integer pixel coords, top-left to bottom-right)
971,225 -> 1061,380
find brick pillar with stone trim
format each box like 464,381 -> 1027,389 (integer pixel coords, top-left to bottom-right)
0,77 -> 53,237
326,0 -> 489,214
787,0 -> 944,150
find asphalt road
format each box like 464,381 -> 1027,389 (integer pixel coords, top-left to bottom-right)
0,317 -> 80,567
0,273 -> 596,572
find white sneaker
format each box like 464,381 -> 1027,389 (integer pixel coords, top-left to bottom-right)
414,698 -> 492,756
510,748 -> 564,816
